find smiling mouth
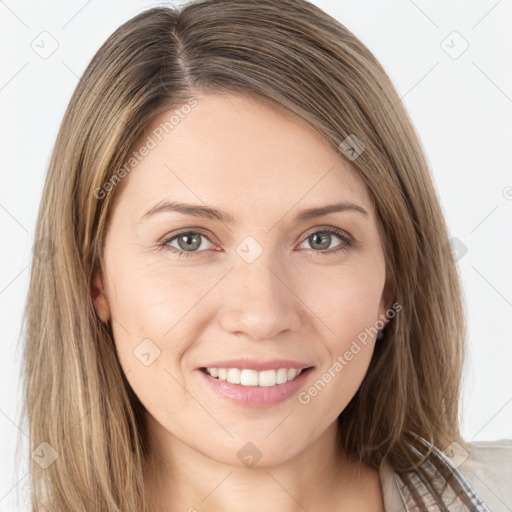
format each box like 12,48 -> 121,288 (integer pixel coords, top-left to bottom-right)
200,366 -> 314,387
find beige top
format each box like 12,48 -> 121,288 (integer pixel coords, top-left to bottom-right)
379,439 -> 512,511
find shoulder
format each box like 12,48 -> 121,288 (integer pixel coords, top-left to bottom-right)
452,439 -> 512,510
379,439 -> 512,511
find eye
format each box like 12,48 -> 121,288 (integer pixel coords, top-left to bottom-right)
297,228 -> 352,255
159,227 -> 353,258
160,230 -> 215,258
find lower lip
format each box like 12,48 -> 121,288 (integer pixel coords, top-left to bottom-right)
197,367 -> 314,408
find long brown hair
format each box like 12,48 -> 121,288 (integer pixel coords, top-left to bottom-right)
20,1 -> 465,510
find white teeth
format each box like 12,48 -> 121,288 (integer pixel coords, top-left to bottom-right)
259,370 -> 276,387
240,369 -> 259,386
287,368 -> 297,380
227,368 -> 241,384
276,368 -> 288,384
205,367 -> 306,386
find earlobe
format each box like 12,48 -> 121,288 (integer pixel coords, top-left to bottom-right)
92,271 -> 110,323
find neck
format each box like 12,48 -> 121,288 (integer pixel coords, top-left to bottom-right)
142,416 -> 383,512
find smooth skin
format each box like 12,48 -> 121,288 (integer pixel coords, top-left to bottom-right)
93,93 -> 393,511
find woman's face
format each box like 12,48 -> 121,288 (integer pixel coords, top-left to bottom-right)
94,93 -> 393,467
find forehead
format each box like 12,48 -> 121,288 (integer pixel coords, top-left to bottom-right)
113,93 -> 373,221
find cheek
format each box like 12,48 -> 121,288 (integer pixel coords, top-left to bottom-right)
297,280 -> 380,420
101,258 -> 166,354
104,255 -> 225,399
105,259 -> 204,416
298,260 -> 385,347
105,254 -> 214,339
294,264 -> 383,413
298,340 -> 375,434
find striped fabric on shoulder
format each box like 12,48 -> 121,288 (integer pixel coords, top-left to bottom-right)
393,439 -> 491,511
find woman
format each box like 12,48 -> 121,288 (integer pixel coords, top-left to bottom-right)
20,0 -> 511,511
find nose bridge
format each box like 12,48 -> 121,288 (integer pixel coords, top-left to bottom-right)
234,243 -> 286,307
234,234 -> 282,291
218,239 -> 301,339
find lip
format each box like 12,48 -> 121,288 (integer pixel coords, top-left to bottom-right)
198,358 -> 313,372
196,366 -> 314,408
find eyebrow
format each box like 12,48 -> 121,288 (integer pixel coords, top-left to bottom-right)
139,200 -> 369,224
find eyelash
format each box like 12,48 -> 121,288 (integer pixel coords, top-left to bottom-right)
158,227 -> 353,258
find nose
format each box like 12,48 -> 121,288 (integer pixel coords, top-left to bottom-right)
218,256 -> 303,341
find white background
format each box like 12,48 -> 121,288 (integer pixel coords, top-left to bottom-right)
1,0 -> 511,509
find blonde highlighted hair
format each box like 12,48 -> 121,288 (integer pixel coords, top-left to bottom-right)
20,1 -> 465,510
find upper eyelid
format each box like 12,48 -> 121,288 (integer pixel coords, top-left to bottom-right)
162,227 -> 215,245
301,226 -> 351,240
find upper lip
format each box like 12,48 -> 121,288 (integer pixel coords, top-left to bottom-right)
199,358 -> 314,372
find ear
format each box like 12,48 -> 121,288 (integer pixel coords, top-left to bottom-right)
92,270 -> 110,323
